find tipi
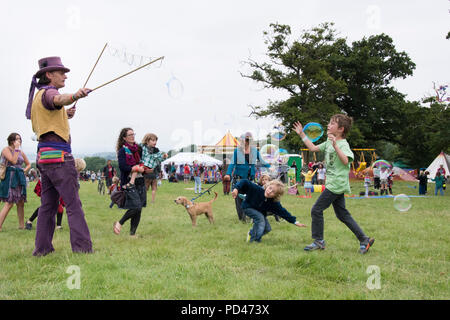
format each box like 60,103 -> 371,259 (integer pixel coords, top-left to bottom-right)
426,152 -> 450,180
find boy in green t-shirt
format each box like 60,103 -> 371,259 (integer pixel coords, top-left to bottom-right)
293,114 -> 375,254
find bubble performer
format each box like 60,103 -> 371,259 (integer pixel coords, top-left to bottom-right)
26,56 -> 93,256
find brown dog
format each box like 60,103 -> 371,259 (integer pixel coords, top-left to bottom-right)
174,192 -> 218,226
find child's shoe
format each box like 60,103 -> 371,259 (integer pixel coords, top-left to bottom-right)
359,237 -> 375,254
304,239 -> 326,251
246,230 -> 251,242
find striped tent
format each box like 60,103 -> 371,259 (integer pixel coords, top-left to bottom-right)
215,131 -> 240,147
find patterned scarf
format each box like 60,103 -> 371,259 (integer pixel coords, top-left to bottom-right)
123,143 -> 140,166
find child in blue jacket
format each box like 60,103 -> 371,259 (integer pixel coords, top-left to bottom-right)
232,179 -> 306,242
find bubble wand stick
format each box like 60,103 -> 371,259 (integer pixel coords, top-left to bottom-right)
70,42 -> 108,109
82,43 -> 108,88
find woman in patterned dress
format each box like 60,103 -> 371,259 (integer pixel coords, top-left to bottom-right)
0,133 -> 31,231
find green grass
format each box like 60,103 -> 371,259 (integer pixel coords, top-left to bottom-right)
0,179 -> 448,299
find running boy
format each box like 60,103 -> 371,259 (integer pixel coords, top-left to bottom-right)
293,114 -> 375,254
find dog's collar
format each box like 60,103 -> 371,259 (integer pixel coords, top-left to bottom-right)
185,204 -> 192,209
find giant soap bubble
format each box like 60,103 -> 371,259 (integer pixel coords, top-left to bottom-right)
260,144 -> 280,164
303,122 -> 324,142
166,76 -> 184,99
393,194 -> 412,212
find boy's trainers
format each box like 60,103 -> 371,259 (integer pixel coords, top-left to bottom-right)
359,237 -> 375,254
246,230 -> 251,243
25,222 -> 32,230
304,240 -> 326,251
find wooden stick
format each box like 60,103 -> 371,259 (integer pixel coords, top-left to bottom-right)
90,56 -> 164,92
72,42 -> 108,108
83,42 -> 108,87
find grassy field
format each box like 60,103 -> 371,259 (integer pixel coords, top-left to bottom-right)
0,179 -> 448,300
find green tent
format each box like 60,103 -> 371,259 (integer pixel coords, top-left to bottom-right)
282,154 -> 302,183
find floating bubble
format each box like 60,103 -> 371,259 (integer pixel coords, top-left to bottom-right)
31,134 -> 37,141
303,122 -> 324,142
393,194 -> 412,212
373,159 -> 392,169
260,144 -> 280,164
268,165 -> 279,178
271,131 -> 286,141
166,76 -> 184,99
269,124 -> 287,142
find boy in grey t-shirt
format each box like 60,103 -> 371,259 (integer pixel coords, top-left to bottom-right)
293,114 -> 374,254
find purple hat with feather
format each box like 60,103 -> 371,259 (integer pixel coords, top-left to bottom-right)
35,56 -> 70,77
26,57 -> 70,119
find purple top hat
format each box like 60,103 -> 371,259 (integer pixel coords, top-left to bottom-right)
35,56 -> 70,78
26,56 -> 71,119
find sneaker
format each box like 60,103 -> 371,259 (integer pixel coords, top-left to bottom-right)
359,238 -> 375,254
56,226 -> 62,230
304,240 -> 326,251
25,222 -> 32,230
246,230 -> 251,242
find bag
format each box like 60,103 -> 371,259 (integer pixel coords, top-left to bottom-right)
0,156 -> 7,180
123,186 -> 142,210
110,190 -> 126,208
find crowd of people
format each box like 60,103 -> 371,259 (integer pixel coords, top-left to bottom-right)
164,162 -> 223,185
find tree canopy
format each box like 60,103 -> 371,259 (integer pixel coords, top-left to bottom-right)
242,22 -> 448,168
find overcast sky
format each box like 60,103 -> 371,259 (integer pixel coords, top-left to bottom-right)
1,0 -> 449,157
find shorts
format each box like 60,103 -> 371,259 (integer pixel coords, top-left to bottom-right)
304,181 -> 312,189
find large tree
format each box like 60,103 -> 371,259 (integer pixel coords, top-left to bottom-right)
398,98 -> 450,168
242,22 -> 416,154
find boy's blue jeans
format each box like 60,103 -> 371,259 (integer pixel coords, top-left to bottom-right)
311,188 -> 367,243
244,208 -> 271,242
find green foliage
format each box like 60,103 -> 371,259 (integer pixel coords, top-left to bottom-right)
83,157 -> 116,173
243,22 -> 347,150
241,22 -> 450,167
168,144 -> 197,157
398,100 -> 450,167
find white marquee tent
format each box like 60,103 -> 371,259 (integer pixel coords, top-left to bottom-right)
426,152 -> 450,180
162,152 -> 223,167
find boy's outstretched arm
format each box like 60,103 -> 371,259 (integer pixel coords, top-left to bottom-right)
271,203 -> 307,227
293,121 -> 320,152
